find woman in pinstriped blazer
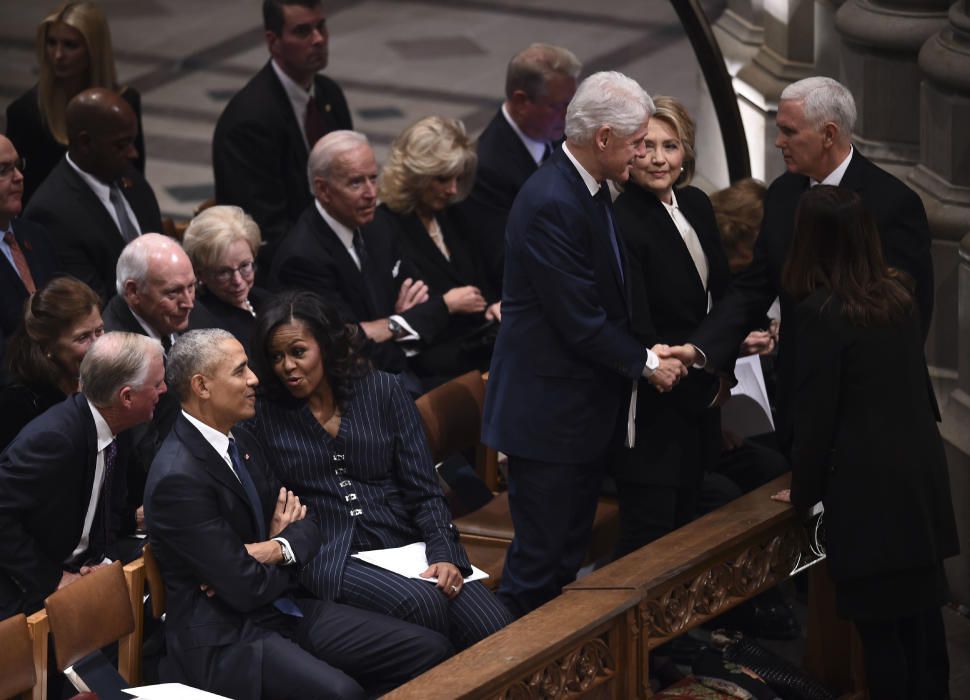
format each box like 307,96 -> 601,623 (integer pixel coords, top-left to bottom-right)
247,291 -> 512,651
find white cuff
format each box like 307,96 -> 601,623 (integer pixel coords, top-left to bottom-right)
272,537 -> 296,565
641,348 -> 660,377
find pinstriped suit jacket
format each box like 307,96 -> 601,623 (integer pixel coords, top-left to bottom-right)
248,370 -> 470,601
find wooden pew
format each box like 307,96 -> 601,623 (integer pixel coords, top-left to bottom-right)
384,474 -> 864,699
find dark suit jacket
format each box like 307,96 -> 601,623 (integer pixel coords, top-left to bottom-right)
690,150 -> 934,442
789,290 -> 958,592
612,184 -> 730,485
144,415 -> 321,697
482,148 -> 648,464
457,109 -> 539,294
5,84 -> 146,206
0,394 -> 131,617
212,61 -> 352,260
198,287 -> 272,357
269,204 -> 448,372
22,158 -> 162,301
0,219 -> 58,341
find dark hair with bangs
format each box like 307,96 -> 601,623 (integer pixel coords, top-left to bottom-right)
250,291 -> 369,409
782,185 -> 913,326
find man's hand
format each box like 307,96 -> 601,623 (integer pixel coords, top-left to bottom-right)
200,583 -> 216,598
485,301 -> 501,323
135,505 -> 146,532
360,319 -> 393,343
712,376 -> 732,407
771,489 -> 792,504
443,286 -> 486,314
659,344 -> 699,367
268,488 -> 305,538
740,330 -> 776,356
647,357 -> 686,392
419,561 -> 463,599
244,541 -> 282,565
395,278 -> 429,314
58,570 -> 83,590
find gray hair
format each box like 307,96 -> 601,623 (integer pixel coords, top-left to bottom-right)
80,332 -> 163,407
780,76 -> 856,137
167,328 -> 237,402
307,130 -> 372,187
182,205 -> 262,273
565,71 -> 654,145
506,43 -> 581,100
115,233 -> 187,294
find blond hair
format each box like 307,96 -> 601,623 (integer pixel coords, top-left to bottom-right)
379,116 -> 477,214
36,1 -> 119,145
182,205 -> 262,274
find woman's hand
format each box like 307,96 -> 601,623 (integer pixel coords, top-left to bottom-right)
485,301 -> 502,322
443,286 -> 486,314
420,561 -> 463,599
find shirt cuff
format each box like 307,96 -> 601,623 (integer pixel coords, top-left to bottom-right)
641,348 -> 660,378
389,314 -> 420,342
690,344 -> 707,369
272,537 -> 296,566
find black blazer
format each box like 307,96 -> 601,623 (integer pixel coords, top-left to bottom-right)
0,219 -> 58,341
22,158 -> 162,301
789,291 -> 958,587
0,394 -> 132,617
144,416 -> 321,697
457,108 -> 539,294
197,287 -> 272,357
269,204 -> 448,372
5,84 -> 146,206
611,184 -> 730,485
690,150 -> 935,442
212,61 -> 352,260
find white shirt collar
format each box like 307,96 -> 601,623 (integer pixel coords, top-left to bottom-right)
813,145 -> 854,187
271,59 -> 313,150
128,306 -> 176,348
315,199 -> 355,250
501,103 -> 548,166
66,152 -> 111,197
86,399 -> 116,451
660,189 -> 680,213
562,143 -> 601,198
182,409 -> 232,465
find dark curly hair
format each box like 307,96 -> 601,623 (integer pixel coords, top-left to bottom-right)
250,290 -> 369,409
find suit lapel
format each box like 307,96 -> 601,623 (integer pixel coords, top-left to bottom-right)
59,161 -> 127,245
313,213 -> 379,318
401,213 -> 464,287
263,61 -> 309,158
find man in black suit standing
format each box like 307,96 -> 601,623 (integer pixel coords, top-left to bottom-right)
145,329 -> 451,698
0,332 -> 165,618
23,89 -> 161,301
270,130 -> 446,379
670,76 -> 934,443
459,43 -> 580,294
213,0 -> 353,269
0,134 -> 57,347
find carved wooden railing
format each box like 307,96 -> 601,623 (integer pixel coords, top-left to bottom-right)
383,475 -> 858,700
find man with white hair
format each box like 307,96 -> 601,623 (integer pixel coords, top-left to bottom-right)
270,130 -> 446,378
671,76 -> 934,441
0,332 -> 165,618
482,71 -> 686,616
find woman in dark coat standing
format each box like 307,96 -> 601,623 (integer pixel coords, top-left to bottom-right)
776,185 -> 958,699
610,96 -> 731,556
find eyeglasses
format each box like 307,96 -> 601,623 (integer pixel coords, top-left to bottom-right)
0,158 -> 25,179
211,260 -> 256,283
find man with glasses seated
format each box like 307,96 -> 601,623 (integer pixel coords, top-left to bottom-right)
0,134 -> 58,353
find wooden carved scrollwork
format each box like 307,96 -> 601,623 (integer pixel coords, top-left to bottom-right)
643,529 -> 807,638
494,637 -> 615,699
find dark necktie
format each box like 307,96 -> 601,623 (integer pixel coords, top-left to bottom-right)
227,438 -> 303,618
109,185 -> 140,242
87,440 -> 118,562
304,95 -> 328,148
352,229 -> 369,271
541,142 -> 553,163
3,229 -> 36,294
595,184 -> 624,283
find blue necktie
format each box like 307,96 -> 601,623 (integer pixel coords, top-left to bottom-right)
227,438 -> 303,618
595,184 -> 624,283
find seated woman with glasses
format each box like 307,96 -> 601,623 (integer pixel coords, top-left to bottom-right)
182,205 -> 270,354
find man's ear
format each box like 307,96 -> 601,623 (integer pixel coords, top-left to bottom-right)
265,30 -> 280,58
313,176 -> 330,205
118,386 -> 133,408
122,278 -> 139,306
822,122 -> 839,148
595,125 -> 611,151
191,373 -> 209,399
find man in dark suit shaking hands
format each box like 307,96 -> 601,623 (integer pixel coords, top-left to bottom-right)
670,76 -> 934,444
482,71 -> 686,617
145,329 -> 450,699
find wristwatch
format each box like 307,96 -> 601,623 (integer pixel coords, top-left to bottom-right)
387,318 -> 406,339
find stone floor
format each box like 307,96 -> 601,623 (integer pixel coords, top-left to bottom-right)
1,0 -> 967,694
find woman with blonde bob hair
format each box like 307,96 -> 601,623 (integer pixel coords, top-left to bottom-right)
182,205 -> 269,353
5,1 -> 146,204
373,116 -> 500,383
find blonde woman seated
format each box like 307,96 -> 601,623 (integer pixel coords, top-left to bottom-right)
182,205 -> 271,355
372,116 -> 499,384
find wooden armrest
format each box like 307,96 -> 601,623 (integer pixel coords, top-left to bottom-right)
26,610 -> 49,700
120,557 -> 146,685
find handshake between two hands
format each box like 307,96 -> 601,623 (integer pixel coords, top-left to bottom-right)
647,343 -> 695,393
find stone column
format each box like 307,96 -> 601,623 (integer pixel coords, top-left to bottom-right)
911,1 -> 970,605
835,0 -> 949,177
733,0 -> 817,184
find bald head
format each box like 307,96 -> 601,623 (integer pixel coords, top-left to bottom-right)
0,134 -> 24,227
66,88 -> 139,181
117,233 -> 198,336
